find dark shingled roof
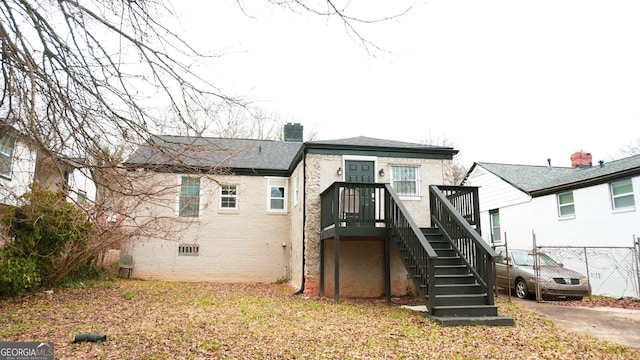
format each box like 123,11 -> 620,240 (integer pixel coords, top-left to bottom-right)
123,135 -> 303,172
473,154 -> 640,196
124,135 -> 457,175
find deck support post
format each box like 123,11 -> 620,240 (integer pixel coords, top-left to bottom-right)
384,235 -> 391,305
334,235 -> 340,303
319,239 -> 325,296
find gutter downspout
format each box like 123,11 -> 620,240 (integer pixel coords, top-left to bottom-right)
292,152 -> 306,295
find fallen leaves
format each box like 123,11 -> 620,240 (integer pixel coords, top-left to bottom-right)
0,280 -> 637,359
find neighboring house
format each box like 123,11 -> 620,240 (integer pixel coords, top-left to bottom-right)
36,156 -> 97,206
1,121 -> 97,207
0,123 -> 39,206
122,124 -> 515,325
461,151 -> 640,297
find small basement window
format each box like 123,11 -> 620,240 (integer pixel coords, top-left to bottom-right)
178,244 -> 200,256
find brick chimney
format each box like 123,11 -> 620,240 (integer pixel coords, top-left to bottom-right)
570,150 -> 592,168
283,123 -> 303,142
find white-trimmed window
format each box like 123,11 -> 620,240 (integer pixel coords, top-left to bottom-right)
390,165 -> 420,197
267,177 -> 287,212
610,179 -> 635,210
0,133 -> 16,178
220,184 -> 238,209
179,176 -> 201,217
292,174 -> 299,206
557,191 -> 575,217
490,209 -> 501,244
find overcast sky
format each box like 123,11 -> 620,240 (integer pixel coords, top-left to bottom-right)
172,0 -> 640,168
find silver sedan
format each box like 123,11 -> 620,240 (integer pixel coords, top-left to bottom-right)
495,248 -> 591,300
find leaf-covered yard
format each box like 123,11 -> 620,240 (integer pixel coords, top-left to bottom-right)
1,280 -> 637,359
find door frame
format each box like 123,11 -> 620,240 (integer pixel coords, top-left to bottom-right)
340,155 -> 380,183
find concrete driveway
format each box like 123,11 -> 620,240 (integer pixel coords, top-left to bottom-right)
512,297 -> 640,349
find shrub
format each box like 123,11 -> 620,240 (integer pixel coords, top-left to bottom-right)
0,252 -> 41,295
0,185 -> 98,296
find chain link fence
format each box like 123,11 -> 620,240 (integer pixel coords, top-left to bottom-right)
534,243 -> 640,300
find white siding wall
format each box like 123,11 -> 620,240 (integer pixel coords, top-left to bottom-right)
467,165 -> 640,250
67,167 -> 97,204
128,173 -> 292,282
0,139 -> 37,205
514,180 -> 640,249
463,166 -> 532,246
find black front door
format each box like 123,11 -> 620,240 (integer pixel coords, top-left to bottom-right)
344,160 -> 374,183
343,160 -> 375,224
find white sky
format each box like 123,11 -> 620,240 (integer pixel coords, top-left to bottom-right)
171,0 -> 640,168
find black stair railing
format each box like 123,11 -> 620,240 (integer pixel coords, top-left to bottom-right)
429,185 -> 497,304
383,184 -> 438,311
320,182 -> 492,314
436,185 -> 482,234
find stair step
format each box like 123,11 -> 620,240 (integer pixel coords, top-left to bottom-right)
428,241 -> 451,250
433,249 -> 457,257
421,227 -> 442,236
427,315 -> 515,327
434,256 -> 464,266
430,304 -> 499,318
434,265 -> 470,275
434,283 -> 485,295
434,273 -> 476,285
433,293 -> 489,306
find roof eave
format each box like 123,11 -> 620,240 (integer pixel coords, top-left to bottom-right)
304,142 -> 458,159
530,168 -> 640,197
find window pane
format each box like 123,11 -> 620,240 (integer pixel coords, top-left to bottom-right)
271,186 -> 285,198
492,226 -> 501,241
0,134 -> 16,177
0,154 -> 10,176
270,199 -> 284,210
490,213 -> 500,227
222,185 -> 236,196
180,177 -> 200,217
558,192 -> 573,205
490,212 -> 501,241
221,197 -> 236,208
612,181 -> 632,196
559,204 -> 575,216
0,134 -> 15,155
614,195 -> 634,209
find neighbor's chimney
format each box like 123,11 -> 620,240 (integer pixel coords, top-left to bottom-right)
283,123 -> 303,142
571,150 -> 592,169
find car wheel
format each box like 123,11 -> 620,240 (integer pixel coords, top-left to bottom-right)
514,278 -> 530,299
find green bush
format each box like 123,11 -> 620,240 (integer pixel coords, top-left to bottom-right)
0,185 -> 98,296
0,252 -> 41,295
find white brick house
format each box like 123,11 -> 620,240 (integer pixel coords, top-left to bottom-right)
122,124 -> 459,297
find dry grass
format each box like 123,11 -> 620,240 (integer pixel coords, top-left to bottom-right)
1,279 -> 638,359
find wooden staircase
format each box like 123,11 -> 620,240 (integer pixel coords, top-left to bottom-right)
395,227 -> 514,326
